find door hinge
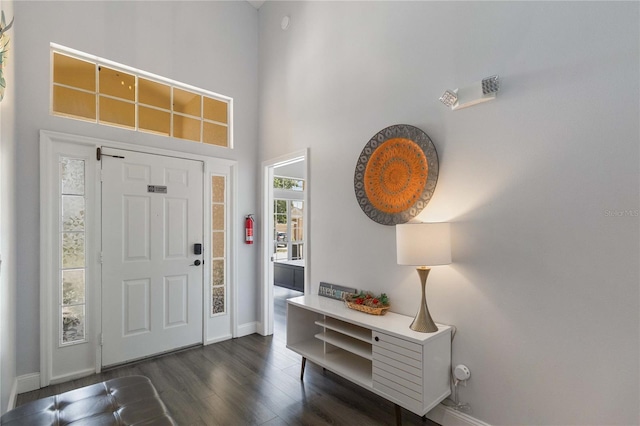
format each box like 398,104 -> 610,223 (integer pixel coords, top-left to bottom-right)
99,252 -> 103,264
99,333 -> 104,346
97,147 -> 125,161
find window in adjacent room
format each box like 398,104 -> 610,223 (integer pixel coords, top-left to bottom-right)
273,177 -> 305,261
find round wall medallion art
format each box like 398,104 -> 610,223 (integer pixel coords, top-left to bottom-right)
354,124 -> 439,225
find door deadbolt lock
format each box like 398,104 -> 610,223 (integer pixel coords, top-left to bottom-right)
191,259 -> 202,266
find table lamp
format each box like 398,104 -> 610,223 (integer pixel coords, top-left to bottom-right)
396,222 -> 451,333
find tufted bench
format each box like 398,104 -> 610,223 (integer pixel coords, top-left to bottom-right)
1,375 -> 176,425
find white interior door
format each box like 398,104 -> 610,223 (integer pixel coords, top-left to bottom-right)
101,148 -> 204,366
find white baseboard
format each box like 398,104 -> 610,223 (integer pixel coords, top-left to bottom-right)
256,321 -> 267,336
50,368 -> 95,386
7,377 -> 18,411
16,373 -> 40,394
236,321 -> 257,337
427,404 -> 491,426
205,334 -> 232,345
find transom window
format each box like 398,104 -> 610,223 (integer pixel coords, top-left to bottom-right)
274,176 -> 304,191
51,45 -> 232,148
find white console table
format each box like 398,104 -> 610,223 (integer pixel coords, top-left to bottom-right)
286,295 -> 451,423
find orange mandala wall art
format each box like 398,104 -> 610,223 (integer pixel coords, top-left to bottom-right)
354,124 -> 439,225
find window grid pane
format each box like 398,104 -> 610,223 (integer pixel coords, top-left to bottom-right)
99,66 -> 135,101
273,176 -> 304,191
212,176 -> 225,203
212,232 -> 225,258
173,114 -> 201,142
203,121 -> 228,147
173,87 -> 201,117
203,96 -> 228,123
62,269 -> 85,305
52,86 -> 96,121
61,232 -> 85,269
139,106 -> 170,136
273,198 -> 305,262
62,196 -> 85,232
139,78 -> 171,109
60,158 -> 85,196
53,52 -> 96,91
62,305 -> 85,343
212,204 -> 225,231
99,96 -> 135,129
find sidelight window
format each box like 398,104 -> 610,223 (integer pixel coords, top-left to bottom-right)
60,157 -> 87,345
211,175 -> 227,315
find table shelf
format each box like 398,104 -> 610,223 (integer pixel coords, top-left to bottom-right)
287,295 -> 452,417
287,338 -> 373,388
314,317 -> 372,343
315,330 -> 372,360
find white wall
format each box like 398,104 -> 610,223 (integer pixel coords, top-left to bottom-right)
0,0 -> 16,413
14,1 -> 259,377
258,2 -> 639,425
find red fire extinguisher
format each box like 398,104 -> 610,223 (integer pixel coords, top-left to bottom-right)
245,214 -> 254,244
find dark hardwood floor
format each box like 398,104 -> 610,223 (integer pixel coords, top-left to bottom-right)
17,287 -> 438,425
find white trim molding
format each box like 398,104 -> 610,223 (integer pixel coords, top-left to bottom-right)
7,378 -> 18,411
236,321 -> 258,338
427,404 -> 491,426
205,334 -> 233,346
16,373 -> 41,395
50,368 -> 96,386
260,149 -> 309,337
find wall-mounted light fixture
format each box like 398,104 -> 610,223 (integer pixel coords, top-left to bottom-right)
439,75 -> 500,111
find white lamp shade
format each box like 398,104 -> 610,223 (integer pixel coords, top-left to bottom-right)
396,223 -> 452,266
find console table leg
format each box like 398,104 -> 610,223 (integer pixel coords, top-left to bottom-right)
300,357 -> 307,380
395,404 -> 402,426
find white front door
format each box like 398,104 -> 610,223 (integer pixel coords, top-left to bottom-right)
101,148 -> 204,366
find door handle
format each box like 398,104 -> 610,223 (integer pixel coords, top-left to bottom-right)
190,260 -> 202,266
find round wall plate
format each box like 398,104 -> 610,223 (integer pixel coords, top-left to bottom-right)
354,124 -> 439,225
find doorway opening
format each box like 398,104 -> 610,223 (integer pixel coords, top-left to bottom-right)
261,150 -> 308,337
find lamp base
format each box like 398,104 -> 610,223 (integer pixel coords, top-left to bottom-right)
410,267 -> 438,333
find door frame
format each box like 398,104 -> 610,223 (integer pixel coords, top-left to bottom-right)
259,149 -> 308,336
40,130 -> 238,386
